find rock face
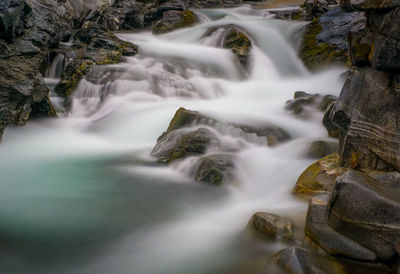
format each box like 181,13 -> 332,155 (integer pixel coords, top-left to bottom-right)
0,0 -> 73,140
305,170 -> 400,262
299,7 -> 365,70
248,212 -> 294,241
324,3 -> 400,171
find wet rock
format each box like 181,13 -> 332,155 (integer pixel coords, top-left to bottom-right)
294,153 -> 346,194
152,10 -> 197,34
267,8 -> 306,20
272,246 -> 394,274
222,27 -> 252,68
193,153 -> 235,185
299,7 -> 365,70
55,23 -> 138,99
322,103 -> 340,138
0,0 -> 32,43
304,0 -> 338,20
371,34 -> 400,72
285,91 -> 337,118
306,140 -> 338,158
327,67 -> 400,171
152,127 -> 219,164
248,212 -> 294,240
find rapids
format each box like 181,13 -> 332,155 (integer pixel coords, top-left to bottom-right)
0,5 -> 345,274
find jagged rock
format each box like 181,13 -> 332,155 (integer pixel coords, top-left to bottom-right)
327,67 -> 400,171
305,171 -> 400,263
294,153 -> 346,194
152,10 -> 197,34
306,140 -> 338,158
299,7 -> 365,70
267,8 -> 306,20
152,127 -> 219,164
248,212 -> 294,240
193,153 -> 235,185
304,0 -> 338,20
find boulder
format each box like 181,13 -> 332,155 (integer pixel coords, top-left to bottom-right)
248,212 -> 294,240
304,0 -> 338,20
285,91 -> 337,118
327,67 -> 400,171
299,7 -> 365,70
152,10 -> 197,34
192,153 -> 235,185
294,153 -> 346,194
222,27 -> 252,68
152,127 -> 219,164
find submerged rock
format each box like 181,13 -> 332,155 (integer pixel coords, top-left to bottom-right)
153,10 -> 197,34
306,170 -> 400,262
294,153 -> 346,194
285,91 -> 337,119
248,212 -> 294,240
306,140 -> 338,158
193,153 -> 235,185
222,27 -> 252,68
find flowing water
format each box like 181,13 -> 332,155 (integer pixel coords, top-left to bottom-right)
0,6 -> 345,274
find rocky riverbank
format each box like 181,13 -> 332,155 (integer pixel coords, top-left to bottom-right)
0,0 -> 399,273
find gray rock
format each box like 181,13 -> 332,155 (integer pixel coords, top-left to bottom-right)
193,154 -> 235,185
340,0 -> 400,10
306,140 -> 338,158
248,212 -> 294,240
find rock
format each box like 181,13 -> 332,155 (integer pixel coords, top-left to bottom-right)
371,34 -> 400,72
322,103 -> 340,138
55,23 -> 138,100
222,27 -> 252,68
299,7 -> 365,70
294,153 -> 346,194
306,140 -> 338,158
305,194 -> 377,261
327,170 -> 400,261
193,153 -> 235,185
304,0 -> 337,20
272,246 -> 394,274
285,91 -> 337,118
267,8 -> 306,20
0,0 -> 32,43
340,0 -> 400,10
327,67 -> 400,171
247,212 -> 294,240
152,10 -> 197,34
152,127 -> 219,164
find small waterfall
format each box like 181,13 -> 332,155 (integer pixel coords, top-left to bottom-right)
45,54 -> 68,79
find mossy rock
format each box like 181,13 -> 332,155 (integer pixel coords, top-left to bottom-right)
299,18 -> 348,71
223,27 -> 252,68
152,10 -> 197,34
294,153 -> 346,195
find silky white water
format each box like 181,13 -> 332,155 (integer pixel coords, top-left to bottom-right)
0,6 -> 344,274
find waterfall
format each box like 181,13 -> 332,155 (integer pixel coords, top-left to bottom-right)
0,5 -> 345,274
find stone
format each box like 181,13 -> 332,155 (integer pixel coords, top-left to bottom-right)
294,153 -> 346,194
327,170 -> 400,261
322,103 -> 340,138
328,67 -> 400,171
248,212 -> 294,240
152,127 -> 219,164
371,34 -> 400,72
222,27 -> 252,68
193,153 -> 235,185
299,7 -> 365,70
340,0 -> 400,10
306,140 -> 338,158
285,92 -> 337,118
152,10 -> 197,34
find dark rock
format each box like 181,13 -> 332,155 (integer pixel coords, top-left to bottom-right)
306,140 -> 338,158
248,212 -> 294,240
285,91 -> 337,118
328,67 -> 400,171
371,34 -> 400,72
193,153 -> 235,185
152,127 -> 219,164
152,10 -> 197,34
304,0 -> 338,20
267,8 -> 306,20
222,27 -> 252,68
327,170 -> 400,261
0,0 -> 32,43
272,246 -> 395,274
323,103 -> 340,138
340,0 -> 400,10
299,7 -> 365,70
